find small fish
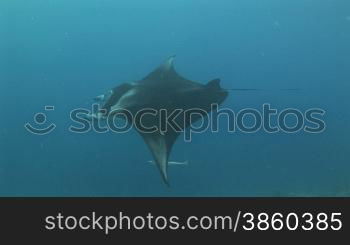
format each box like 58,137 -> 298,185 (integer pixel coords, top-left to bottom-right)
147,160 -> 188,166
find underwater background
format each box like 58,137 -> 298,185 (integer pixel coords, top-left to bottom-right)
0,0 -> 349,196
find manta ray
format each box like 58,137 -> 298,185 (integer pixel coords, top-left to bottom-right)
89,56 -> 228,185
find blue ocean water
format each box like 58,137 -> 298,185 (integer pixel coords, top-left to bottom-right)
0,0 -> 349,196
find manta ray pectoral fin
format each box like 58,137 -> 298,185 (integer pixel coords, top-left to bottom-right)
163,55 -> 176,71
139,131 -> 179,186
143,55 -> 177,81
142,133 -> 169,185
206,79 -> 221,89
